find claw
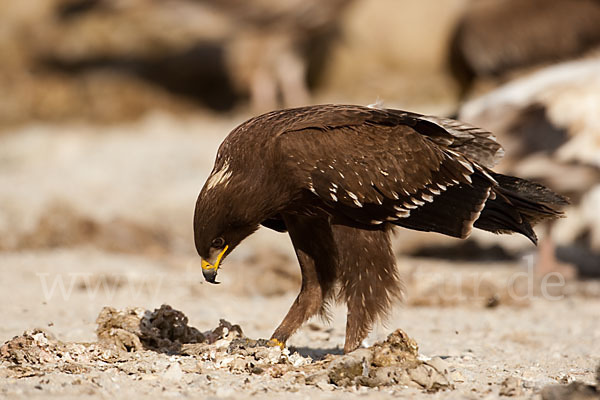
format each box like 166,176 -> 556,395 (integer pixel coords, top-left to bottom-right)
268,338 -> 285,349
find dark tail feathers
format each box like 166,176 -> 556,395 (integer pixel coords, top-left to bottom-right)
474,173 -> 569,244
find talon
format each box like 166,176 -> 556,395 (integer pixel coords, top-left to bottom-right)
268,338 -> 285,349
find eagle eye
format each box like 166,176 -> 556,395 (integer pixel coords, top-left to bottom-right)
211,237 -> 226,249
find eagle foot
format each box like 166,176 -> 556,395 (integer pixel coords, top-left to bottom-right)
267,338 -> 286,350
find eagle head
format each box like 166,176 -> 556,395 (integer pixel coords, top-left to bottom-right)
193,161 -> 261,284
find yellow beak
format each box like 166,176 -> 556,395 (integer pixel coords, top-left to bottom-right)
201,245 -> 229,274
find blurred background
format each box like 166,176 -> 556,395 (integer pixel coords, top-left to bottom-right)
1,0 -> 600,342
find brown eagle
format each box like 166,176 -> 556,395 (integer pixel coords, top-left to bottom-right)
193,104 -> 567,353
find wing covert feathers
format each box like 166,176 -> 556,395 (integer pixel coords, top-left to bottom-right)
273,104 -> 565,242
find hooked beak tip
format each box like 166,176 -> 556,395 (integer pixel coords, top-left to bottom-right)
200,246 -> 228,284
202,267 -> 220,284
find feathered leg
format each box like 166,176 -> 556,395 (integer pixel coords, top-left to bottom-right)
271,214 -> 338,345
332,225 -> 402,353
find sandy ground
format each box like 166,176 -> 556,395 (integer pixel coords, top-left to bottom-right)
1,115 -> 599,399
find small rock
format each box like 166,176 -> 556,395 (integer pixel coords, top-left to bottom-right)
409,364 -> 453,392
251,366 -> 264,375
328,350 -> 371,386
0,329 -> 60,365
372,329 -> 419,368
288,352 -> 311,367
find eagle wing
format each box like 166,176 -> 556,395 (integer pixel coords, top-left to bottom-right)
277,106 -> 500,239
275,105 -> 503,166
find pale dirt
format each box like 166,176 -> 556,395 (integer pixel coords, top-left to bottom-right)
1,115 -> 599,399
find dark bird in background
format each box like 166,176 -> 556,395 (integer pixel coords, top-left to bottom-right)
193,104 -> 567,353
450,0 -> 600,95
